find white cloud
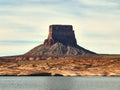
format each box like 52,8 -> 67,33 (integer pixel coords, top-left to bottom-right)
0,0 -> 120,56
77,0 -> 120,7
0,44 -> 39,56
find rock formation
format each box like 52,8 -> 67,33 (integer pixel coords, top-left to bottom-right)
44,25 -> 77,46
25,25 -> 95,56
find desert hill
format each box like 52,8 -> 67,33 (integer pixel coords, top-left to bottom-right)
25,25 -> 95,57
0,25 -> 120,76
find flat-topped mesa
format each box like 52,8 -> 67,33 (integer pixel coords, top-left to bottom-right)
44,25 -> 77,46
25,25 -> 96,56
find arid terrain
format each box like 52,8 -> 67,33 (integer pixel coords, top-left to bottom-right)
0,25 -> 119,76
0,55 -> 120,76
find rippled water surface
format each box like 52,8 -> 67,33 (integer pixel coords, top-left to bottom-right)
0,77 -> 120,90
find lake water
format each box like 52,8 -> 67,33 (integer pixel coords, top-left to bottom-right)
0,77 -> 120,90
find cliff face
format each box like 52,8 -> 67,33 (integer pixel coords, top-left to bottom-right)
25,25 -> 95,56
44,25 -> 77,46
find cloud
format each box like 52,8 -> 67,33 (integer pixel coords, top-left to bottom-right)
0,44 -> 39,56
0,0 -> 69,6
76,0 -> 120,7
0,0 -> 120,56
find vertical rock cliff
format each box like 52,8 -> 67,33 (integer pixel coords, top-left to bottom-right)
44,25 -> 77,46
25,25 -> 95,56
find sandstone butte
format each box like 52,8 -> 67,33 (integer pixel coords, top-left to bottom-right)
25,25 -> 95,57
0,25 -> 120,76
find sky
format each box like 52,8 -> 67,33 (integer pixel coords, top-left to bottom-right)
0,0 -> 120,56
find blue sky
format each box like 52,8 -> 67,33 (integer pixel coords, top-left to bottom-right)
0,0 -> 120,56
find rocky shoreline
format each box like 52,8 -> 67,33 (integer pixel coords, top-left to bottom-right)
0,55 -> 120,76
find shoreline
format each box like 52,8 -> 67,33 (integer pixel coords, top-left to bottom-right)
0,55 -> 120,76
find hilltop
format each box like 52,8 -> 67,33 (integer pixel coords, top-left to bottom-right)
0,25 -> 120,76
25,25 -> 95,57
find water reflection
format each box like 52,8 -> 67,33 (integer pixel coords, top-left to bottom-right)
45,77 -> 74,90
0,77 -> 120,90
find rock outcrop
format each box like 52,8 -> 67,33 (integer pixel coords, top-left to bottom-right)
25,25 -> 95,56
44,25 -> 77,46
1,55 -> 120,76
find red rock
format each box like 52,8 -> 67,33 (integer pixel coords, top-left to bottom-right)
44,25 -> 77,46
25,25 -> 95,56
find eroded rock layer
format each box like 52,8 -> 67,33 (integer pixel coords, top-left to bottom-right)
44,25 -> 77,46
25,25 -> 95,56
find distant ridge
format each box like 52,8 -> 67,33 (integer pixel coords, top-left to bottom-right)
25,25 -> 96,56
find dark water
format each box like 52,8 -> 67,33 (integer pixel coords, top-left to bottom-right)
0,77 -> 120,90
